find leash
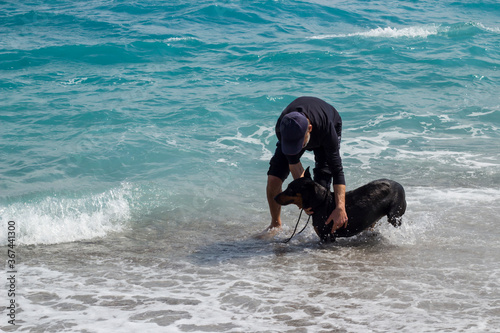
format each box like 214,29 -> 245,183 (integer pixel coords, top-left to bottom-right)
282,189 -> 330,244
283,209 -> 311,244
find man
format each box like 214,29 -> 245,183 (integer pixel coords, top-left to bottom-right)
265,96 -> 348,235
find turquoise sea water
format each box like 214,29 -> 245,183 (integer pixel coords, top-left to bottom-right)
1,1 -> 499,332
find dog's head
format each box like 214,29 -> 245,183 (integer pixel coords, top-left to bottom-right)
274,167 -> 321,209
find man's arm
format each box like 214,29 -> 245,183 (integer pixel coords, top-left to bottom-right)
325,184 -> 348,232
289,162 -> 305,180
322,122 -> 347,231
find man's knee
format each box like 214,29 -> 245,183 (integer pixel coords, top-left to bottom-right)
267,175 -> 283,191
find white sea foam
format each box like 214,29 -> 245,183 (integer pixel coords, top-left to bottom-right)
311,22 -> 499,40
311,25 -> 440,40
410,185 -> 500,205
163,36 -> 195,42
342,130 -> 413,167
60,77 -> 88,85
467,109 -> 497,117
213,125 -> 275,161
216,158 -> 238,167
471,22 -> 500,34
342,127 -> 498,170
0,183 -> 132,246
397,148 -> 498,169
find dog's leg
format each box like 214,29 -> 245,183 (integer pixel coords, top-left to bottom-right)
387,184 -> 406,228
387,201 -> 406,227
388,215 -> 402,227
313,226 -> 336,243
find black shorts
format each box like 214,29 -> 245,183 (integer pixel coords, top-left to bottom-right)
267,141 -> 335,190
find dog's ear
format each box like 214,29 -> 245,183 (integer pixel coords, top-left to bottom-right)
304,167 -> 312,179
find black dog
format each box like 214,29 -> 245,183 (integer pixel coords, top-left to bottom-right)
275,167 -> 406,242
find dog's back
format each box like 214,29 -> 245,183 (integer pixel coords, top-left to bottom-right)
314,179 -> 406,241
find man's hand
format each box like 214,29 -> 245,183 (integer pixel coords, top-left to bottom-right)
254,223 -> 282,240
325,206 -> 348,233
325,184 -> 347,233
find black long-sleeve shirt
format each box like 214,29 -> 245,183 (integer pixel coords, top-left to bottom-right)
275,96 -> 345,185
